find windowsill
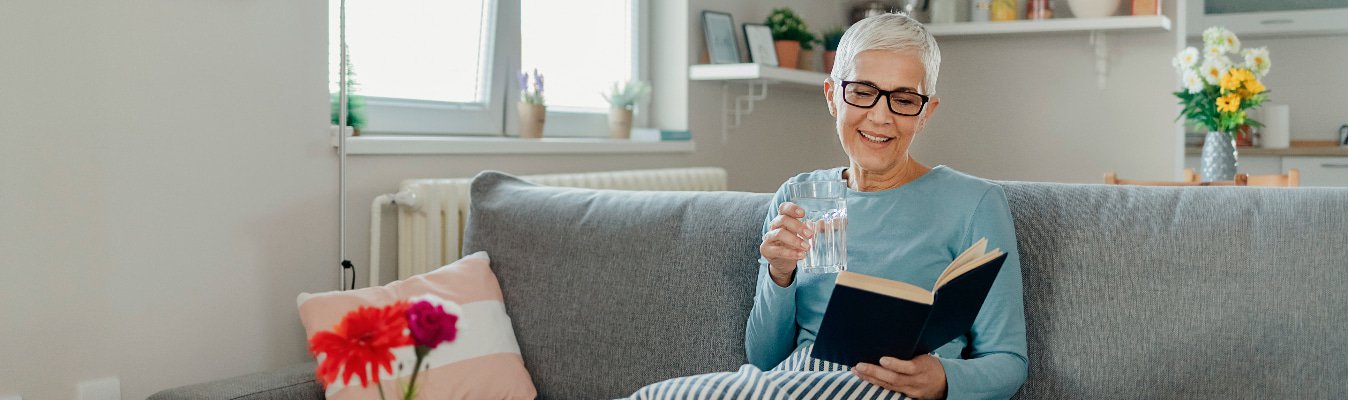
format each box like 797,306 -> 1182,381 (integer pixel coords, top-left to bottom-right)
338,135 -> 696,155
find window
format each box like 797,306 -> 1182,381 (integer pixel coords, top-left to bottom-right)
331,0 -> 645,137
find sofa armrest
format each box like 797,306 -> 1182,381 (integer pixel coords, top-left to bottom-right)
148,362 -> 322,400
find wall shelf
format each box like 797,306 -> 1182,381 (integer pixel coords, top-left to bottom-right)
926,15 -> 1171,37
689,63 -> 829,87
928,15 -> 1172,90
689,64 -> 829,141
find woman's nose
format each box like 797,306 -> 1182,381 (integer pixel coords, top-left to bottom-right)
865,100 -> 892,124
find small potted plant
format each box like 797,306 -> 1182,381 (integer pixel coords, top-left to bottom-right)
601,80 -> 651,139
820,27 -> 846,75
331,60 -> 366,136
765,8 -> 816,69
518,69 -> 546,138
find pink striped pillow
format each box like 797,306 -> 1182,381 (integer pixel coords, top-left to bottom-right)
297,251 -> 537,399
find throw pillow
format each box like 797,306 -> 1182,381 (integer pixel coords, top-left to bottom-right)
296,251 -> 537,399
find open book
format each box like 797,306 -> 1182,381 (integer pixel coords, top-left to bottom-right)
809,238 -> 1008,366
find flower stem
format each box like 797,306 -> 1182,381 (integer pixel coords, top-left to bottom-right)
377,380 -> 388,400
405,346 -> 430,400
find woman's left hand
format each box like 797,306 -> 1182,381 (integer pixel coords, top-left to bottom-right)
852,354 -> 947,399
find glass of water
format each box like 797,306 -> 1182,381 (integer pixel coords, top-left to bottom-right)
788,180 -> 848,274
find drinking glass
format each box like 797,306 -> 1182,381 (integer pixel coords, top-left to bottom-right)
788,181 -> 848,274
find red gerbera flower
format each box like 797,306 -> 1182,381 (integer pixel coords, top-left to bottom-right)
308,301 -> 413,388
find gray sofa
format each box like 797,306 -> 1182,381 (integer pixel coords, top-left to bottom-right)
152,170 -> 1348,399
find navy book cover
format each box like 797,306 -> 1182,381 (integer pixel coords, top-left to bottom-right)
810,251 -> 1007,366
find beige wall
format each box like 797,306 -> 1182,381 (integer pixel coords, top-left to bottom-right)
1235,35 -> 1348,142
0,1 -> 333,399
913,1 -> 1187,183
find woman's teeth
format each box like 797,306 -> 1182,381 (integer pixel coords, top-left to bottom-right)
859,131 -> 892,143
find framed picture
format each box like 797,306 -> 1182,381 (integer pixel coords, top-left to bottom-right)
742,23 -> 778,66
702,11 -> 740,64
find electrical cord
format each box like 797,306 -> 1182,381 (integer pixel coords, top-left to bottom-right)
342,260 -> 355,290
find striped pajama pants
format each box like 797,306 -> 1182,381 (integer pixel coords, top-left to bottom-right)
626,344 -> 911,400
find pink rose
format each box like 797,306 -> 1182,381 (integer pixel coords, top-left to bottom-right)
407,300 -> 459,348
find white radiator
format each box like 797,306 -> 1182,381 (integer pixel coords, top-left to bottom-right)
370,167 -> 728,286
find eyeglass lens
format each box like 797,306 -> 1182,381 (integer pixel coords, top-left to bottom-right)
842,82 -> 925,116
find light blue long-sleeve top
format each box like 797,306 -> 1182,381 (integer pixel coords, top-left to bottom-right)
745,165 -> 1028,399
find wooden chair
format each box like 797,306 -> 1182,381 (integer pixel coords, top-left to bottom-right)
1104,170 -> 1247,186
1104,168 -> 1300,187
1180,168 -> 1300,187
1244,168 -> 1300,187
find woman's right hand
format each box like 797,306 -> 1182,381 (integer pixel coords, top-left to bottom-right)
759,202 -> 812,287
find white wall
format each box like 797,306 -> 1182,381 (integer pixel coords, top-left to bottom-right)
913,1 -> 1187,183
0,1 -> 334,399
1235,35 -> 1348,142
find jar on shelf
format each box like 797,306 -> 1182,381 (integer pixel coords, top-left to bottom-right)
990,0 -> 1018,21
971,0 -> 992,22
1027,0 -> 1053,19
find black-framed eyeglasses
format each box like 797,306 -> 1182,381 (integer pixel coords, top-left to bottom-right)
839,80 -> 930,116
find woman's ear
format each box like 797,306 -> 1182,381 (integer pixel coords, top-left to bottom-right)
824,79 -> 838,117
916,96 -> 939,133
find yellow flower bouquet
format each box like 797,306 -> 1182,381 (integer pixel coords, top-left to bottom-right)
1172,26 -> 1271,136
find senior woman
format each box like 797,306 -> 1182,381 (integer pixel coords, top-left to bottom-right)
629,13 -> 1026,400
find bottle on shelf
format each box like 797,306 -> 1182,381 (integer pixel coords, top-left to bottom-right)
1131,0 -> 1160,15
971,0 -> 991,22
990,0 -> 1018,21
931,0 -> 958,23
1027,0 -> 1052,19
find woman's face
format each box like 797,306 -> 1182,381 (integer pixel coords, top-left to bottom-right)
825,49 -> 938,176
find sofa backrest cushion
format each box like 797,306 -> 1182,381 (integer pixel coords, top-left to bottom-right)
465,171 -> 772,399
1005,183 -> 1348,398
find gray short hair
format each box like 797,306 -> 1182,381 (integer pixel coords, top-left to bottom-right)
829,13 -> 941,96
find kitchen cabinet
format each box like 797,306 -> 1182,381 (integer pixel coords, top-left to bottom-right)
1282,157 -> 1348,187
1187,0 -> 1348,37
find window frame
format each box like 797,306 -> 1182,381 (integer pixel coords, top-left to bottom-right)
346,0 -> 649,138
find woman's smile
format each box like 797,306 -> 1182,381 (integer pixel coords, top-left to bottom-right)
858,129 -> 894,143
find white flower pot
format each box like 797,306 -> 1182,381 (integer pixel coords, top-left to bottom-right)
1066,0 -> 1122,18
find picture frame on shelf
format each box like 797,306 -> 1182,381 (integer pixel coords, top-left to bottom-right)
742,23 -> 778,66
702,11 -> 740,64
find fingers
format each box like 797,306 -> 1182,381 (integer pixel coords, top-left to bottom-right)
778,201 -> 806,219
853,356 -> 945,399
853,363 -> 903,388
760,228 -> 807,266
879,357 -> 919,375
771,211 -> 808,239
760,201 -> 815,273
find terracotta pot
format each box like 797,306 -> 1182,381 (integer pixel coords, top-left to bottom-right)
518,103 -> 545,138
823,50 -> 837,74
774,40 -> 801,69
608,108 -> 633,139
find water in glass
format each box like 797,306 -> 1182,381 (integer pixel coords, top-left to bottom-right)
789,181 -> 848,274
